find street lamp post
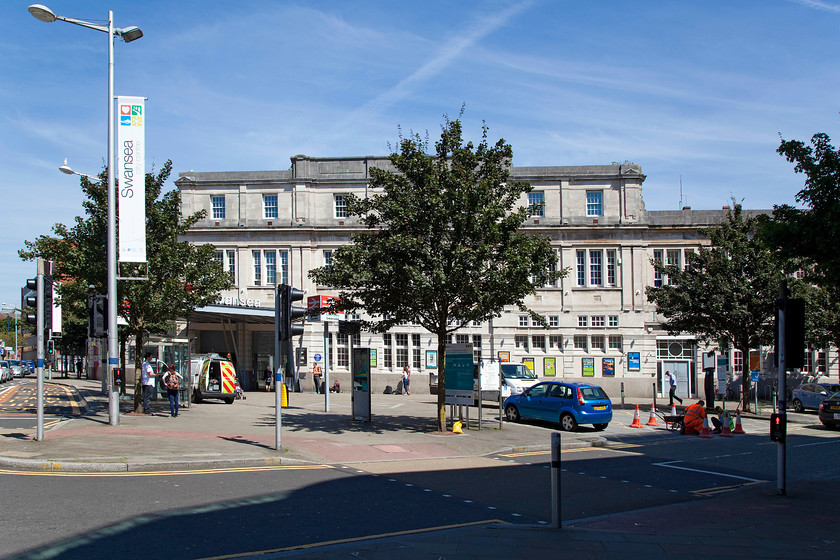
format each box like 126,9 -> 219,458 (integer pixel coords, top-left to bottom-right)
29,4 -> 143,427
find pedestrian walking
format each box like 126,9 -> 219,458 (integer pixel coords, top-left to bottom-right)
163,363 -> 183,417
312,362 -> 323,393
666,370 -> 682,406
140,352 -> 158,415
402,365 -> 411,395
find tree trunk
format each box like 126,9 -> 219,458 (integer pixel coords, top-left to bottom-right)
436,331 -> 447,432
132,330 -> 146,413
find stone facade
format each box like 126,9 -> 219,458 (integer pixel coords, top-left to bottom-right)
175,155 -> 832,400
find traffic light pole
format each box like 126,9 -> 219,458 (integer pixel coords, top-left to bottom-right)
777,283 -> 787,496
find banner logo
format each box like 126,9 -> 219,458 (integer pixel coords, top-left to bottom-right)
119,104 -> 143,126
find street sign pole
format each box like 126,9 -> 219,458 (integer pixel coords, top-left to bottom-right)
36,259 -> 45,442
777,282 -> 787,496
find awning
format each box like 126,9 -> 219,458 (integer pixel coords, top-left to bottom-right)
190,305 -> 276,325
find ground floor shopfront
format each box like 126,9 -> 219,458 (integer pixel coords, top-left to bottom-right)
182,305 -> 838,403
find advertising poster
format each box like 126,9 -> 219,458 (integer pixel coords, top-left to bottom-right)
498,351 -> 510,363
425,350 -> 437,368
602,357 -> 615,377
523,358 -> 535,375
582,357 -> 595,377
628,352 -> 640,371
444,344 -> 473,405
544,357 -> 556,377
370,349 -> 377,367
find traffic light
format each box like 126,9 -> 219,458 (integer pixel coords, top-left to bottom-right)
770,413 -> 786,442
774,298 -> 806,369
47,339 -> 54,355
278,284 -> 305,341
24,278 -> 38,326
88,293 -> 107,337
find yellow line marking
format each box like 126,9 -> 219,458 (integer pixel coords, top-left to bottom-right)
197,519 -> 508,560
0,464 -> 334,477
692,480 -> 765,496
498,450 -> 549,458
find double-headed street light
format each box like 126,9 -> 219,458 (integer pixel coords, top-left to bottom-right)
29,4 -> 143,427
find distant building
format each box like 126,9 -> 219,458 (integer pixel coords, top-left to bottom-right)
175,155 -> 833,398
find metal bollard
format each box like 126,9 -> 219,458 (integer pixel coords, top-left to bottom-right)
551,432 -> 562,528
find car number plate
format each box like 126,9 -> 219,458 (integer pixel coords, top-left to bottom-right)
593,405 -> 606,411
834,413 -> 840,420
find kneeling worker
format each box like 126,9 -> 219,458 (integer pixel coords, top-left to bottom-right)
683,400 -> 707,435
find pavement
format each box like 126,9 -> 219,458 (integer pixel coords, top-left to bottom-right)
1,376 -> 837,559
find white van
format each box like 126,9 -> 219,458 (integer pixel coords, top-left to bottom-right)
190,354 -> 237,404
500,363 -> 539,395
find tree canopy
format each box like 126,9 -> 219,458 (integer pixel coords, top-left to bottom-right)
310,117 -> 562,431
20,160 -> 231,409
646,205 -> 782,411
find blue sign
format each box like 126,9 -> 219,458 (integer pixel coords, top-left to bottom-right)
628,352 -> 640,371
750,370 -> 759,383
313,354 -> 322,362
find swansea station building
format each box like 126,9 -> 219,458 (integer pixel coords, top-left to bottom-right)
174,154 -> 834,400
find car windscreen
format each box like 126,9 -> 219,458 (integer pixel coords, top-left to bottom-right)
580,386 -> 609,401
501,365 -> 536,379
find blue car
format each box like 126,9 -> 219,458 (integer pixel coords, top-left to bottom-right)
791,383 -> 840,413
504,381 -> 612,431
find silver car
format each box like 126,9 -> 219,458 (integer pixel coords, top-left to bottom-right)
8,360 -> 24,378
0,361 -> 11,383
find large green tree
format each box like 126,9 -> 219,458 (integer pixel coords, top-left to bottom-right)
646,206 -> 782,412
20,160 -> 231,411
765,133 -> 840,290
310,118 -> 562,432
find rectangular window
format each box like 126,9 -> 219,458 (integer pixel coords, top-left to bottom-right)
578,316 -> 588,327
608,335 -> 623,352
214,250 -> 223,264
666,249 -> 681,285
549,335 -> 562,349
252,251 -> 262,285
383,334 -> 392,368
265,250 -> 276,286
733,350 -> 743,375
591,316 -> 605,327
576,250 -> 586,286
532,335 -> 546,352
473,335 -> 482,362
586,191 -> 603,216
589,250 -> 602,286
549,315 -> 559,327
519,315 -> 530,327
212,196 -> 225,219
515,335 -> 529,351
278,251 -> 289,285
528,191 -> 545,217
324,250 -> 333,269
263,194 -> 278,219
396,348 -> 408,368
456,334 -> 470,345
337,334 -> 349,368
334,195 -> 348,218
653,249 -> 664,287
574,335 -> 588,351
591,335 -> 606,352
608,315 -> 619,327
606,249 -> 617,286
227,250 -> 236,282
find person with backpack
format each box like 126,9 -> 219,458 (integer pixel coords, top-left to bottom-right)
163,363 -> 183,418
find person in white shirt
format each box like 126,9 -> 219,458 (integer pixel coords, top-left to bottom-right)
141,352 -> 158,415
666,370 -> 682,406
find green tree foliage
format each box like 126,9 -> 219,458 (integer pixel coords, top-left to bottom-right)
310,118 -> 563,431
646,206 -> 781,411
766,133 -> 840,289
20,160 -> 231,409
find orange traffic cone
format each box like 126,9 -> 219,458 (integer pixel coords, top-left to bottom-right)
646,404 -> 659,426
698,415 -> 714,438
630,405 -> 643,428
732,411 -> 746,434
665,404 -> 678,429
719,411 -> 733,437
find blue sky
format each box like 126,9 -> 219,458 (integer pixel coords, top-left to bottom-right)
2,0 -> 839,312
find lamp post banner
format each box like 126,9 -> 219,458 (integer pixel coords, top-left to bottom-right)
116,95 -> 146,262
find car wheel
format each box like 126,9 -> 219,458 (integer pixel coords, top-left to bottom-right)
822,421 -> 837,430
793,399 -> 804,413
593,423 -> 608,431
224,397 -> 235,404
560,413 -> 577,432
192,391 -> 203,404
505,405 -> 520,422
